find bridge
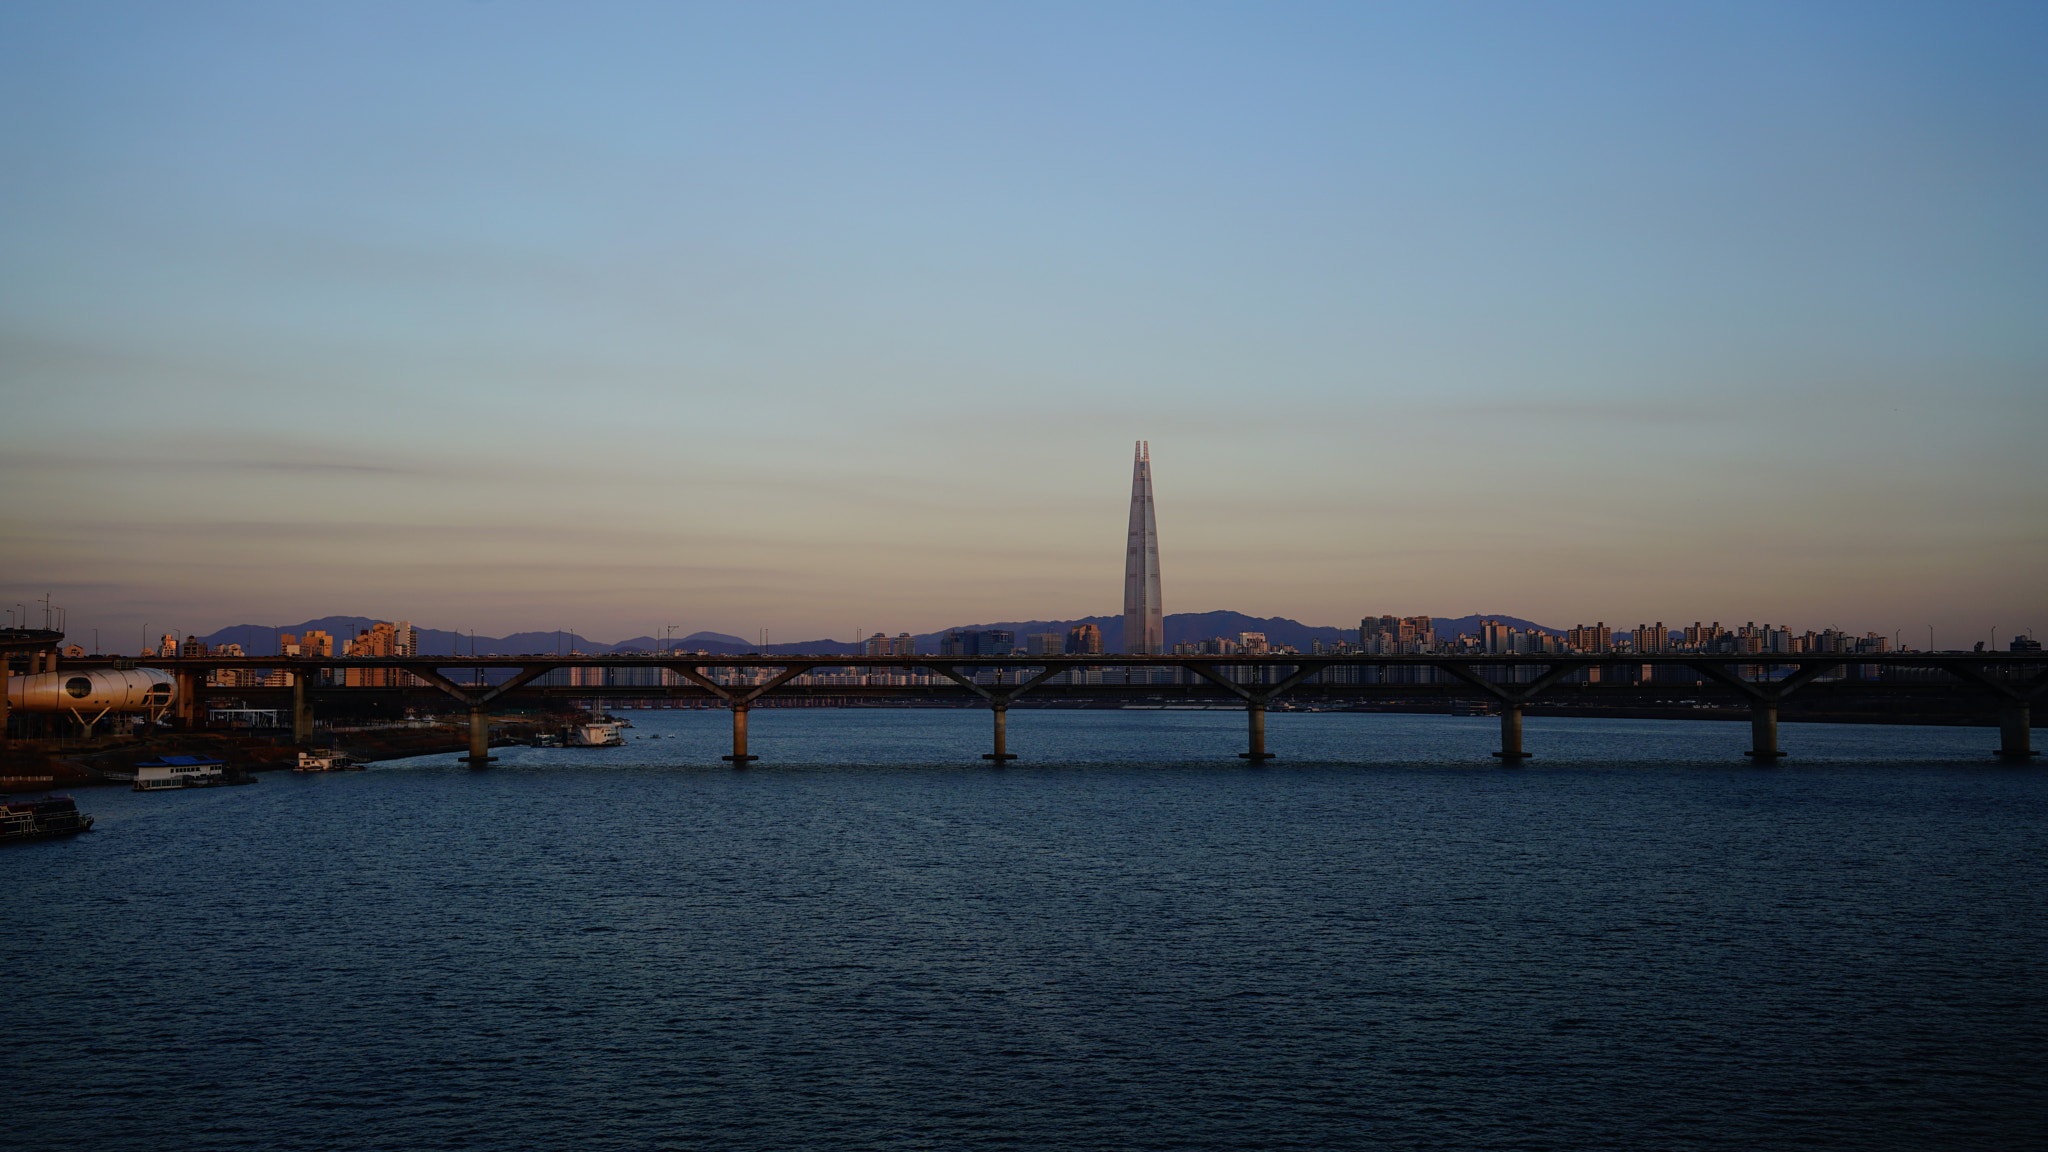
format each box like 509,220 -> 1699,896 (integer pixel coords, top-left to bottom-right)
51,651 -> 2048,766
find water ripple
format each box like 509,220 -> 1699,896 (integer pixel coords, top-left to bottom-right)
7,711 -> 2046,1149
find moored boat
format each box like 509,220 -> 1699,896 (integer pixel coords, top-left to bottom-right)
1,795 -> 94,842
294,751 -> 363,772
132,755 -> 236,790
568,720 -> 625,747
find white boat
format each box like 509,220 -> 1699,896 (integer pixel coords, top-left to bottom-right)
294,751 -> 362,772
133,755 -> 227,790
568,721 -> 625,747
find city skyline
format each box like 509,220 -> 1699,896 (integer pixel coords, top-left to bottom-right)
2,4 -> 2042,645
92,607 -> 2033,663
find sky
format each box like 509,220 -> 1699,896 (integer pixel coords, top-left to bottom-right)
2,1 -> 2044,650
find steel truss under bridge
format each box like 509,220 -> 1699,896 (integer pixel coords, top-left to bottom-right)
64,652 -> 2048,766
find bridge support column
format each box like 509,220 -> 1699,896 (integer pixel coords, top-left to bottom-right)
722,705 -> 759,763
982,704 -> 1017,762
1493,704 -> 1530,762
176,670 -> 202,730
1239,702 -> 1273,763
1997,704 -> 2037,761
292,675 -> 312,744
463,707 -> 497,765
1747,700 -> 1785,761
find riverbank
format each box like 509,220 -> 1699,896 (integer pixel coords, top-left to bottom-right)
0,715 -> 556,789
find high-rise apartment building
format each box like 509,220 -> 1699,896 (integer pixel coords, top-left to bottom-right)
346,623 -> 397,687
1567,622 -> 1612,653
343,621 -> 423,687
1682,622 -> 1725,649
1026,633 -> 1065,657
1123,441 -> 1163,655
302,630 -> 334,658
941,630 -> 1014,657
1361,616 -> 1434,653
1066,623 -> 1103,655
205,643 -> 252,687
346,623 -> 395,659
862,632 -> 916,658
1632,622 -> 1667,653
1479,619 -> 1509,653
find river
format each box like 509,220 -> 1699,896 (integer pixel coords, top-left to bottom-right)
8,710 -> 2044,1149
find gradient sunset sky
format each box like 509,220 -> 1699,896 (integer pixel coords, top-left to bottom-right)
3,2 -> 2043,648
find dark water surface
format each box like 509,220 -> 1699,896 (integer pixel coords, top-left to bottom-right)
8,712 -> 2046,1150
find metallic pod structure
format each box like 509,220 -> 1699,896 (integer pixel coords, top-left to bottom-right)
7,668 -> 176,727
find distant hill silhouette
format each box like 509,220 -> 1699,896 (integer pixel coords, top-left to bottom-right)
196,618 -> 623,658
915,611 -> 1560,654
196,612 -> 1561,658
1424,614 -> 1560,640
610,631 -> 756,654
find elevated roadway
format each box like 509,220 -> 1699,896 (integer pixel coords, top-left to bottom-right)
56,651 -> 2048,766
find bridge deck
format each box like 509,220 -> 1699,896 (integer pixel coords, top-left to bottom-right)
36,651 -> 2044,766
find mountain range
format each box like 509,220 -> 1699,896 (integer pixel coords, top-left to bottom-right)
189,612 -> 1561,658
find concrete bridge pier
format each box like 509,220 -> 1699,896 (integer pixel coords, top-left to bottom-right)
982,703 -> 1017,762
722,704 -> 759,763
1997,704 -> 2037,761
463,707 -> 497,765
1747,701 -> 1786,761
1239,702 -> 1273,763
292,675 -> 312,744
1492,704 -> 1531,762
175,669 -> 203,730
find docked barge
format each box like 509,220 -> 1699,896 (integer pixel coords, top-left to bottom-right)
132,755 -> 247,790
1,795 -> 94,842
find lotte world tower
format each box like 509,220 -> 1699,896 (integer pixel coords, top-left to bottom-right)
1123,441 -> 1164,655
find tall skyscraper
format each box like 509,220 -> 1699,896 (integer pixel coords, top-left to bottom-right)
1123,440 -> 1163,655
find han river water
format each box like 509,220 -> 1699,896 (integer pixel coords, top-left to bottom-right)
7,710 -> 2046,1150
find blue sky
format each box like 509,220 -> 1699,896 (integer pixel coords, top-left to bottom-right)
2,1 -> 2043,647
